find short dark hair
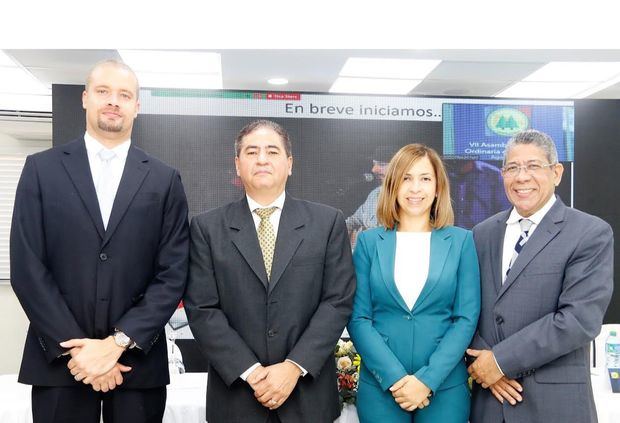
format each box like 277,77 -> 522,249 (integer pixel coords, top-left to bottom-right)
235,120 -> 292,157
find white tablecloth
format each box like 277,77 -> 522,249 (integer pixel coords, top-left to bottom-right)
0,374 -> 31,423
0,371 -> 616,423
0,373 -> 209,423
591,368 -> 620,423
163,373 -> 207,423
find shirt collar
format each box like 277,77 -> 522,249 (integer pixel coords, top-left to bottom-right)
506,194 -> 557,225
246,191 -> 286,213
84,131 -> 131,161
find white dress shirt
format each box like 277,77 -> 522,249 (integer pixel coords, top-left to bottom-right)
394,231 -> 431,310
84,132 -> 130,229
501,195 -> 557,282
240,191 -> 307,381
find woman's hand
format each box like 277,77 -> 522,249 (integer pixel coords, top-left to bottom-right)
389,375 -> 431,411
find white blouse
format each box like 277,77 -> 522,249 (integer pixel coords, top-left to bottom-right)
394,231 -> 431,310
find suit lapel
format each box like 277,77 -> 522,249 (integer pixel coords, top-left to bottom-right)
268,196 -> 305,295
60,139 -> 105,239
412,228 -> 452,312
229,197 -> 269,289
496,200 -> 565,302
490,211 -> 510,294
377,229 -> 410,313
102,146 -> 149,247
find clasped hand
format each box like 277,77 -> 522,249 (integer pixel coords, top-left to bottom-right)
60,336 -> 131,391
390,375 -> 431,412
466,348 -> 503,388
247,362 -> 301,410
466,349 -> 523,405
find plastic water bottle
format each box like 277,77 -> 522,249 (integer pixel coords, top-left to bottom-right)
605,330 -> 620,369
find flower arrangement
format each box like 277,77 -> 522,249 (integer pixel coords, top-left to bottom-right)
334,339 -> 361,409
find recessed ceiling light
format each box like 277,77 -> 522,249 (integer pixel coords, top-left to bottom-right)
497,61 -> 620,98
118,50 -> 221,74
267,77 -> 288,85
136,72 -> 222,90
575,73 -> 620,98
0,67 -> 50,95
118,50 -> 222,89
0,50 -> 17,67
496,81 -> 593,99
340,58 -> 441,79
524,62 -> 620,82
0,93 -> 52,112
329,77 -> 421,95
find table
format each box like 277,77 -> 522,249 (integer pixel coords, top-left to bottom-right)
0,374 -> 31,423
0,373 -> 209,423
0,371 -> 616,422
591,368 -> 620,423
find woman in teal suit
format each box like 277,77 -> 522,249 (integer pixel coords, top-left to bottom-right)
348,144 -> 480,423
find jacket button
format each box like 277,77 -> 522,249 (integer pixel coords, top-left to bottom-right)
403,315 -> 412,320
495,316 -> 504,324
99,253 -> 108,261
267,330 -> 276,337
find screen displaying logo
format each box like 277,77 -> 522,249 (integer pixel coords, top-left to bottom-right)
443,103 -> 573,161
486,108 -> 529,136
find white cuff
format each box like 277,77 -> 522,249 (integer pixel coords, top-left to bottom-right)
492,354 -> 505,376
285,359 -> 308,377
240,362 -> 261,381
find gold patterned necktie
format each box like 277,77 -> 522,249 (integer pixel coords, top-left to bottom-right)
254,207 -> 278,280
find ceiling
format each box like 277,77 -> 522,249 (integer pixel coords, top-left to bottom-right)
6,49 -> 620,98
3,49 -> 620,143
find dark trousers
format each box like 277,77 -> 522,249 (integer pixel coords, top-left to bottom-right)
32,385 -> 166,423
266,411 -> 282,423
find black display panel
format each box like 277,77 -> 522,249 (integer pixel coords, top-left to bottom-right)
52,87 -> 618,324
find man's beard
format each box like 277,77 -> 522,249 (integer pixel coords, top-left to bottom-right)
98,116 -> 124,132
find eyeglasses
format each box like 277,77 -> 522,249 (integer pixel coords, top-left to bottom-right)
502,162 -> 556,177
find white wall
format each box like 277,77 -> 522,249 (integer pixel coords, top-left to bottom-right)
0,126 -> 51,374
0,284 -> 28,374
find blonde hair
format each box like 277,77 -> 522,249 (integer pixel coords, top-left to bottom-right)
377,144 -> 454,230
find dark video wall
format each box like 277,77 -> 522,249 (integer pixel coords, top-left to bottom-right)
52,85 -> 617,323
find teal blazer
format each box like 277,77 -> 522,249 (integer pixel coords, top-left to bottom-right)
348,226 -> 480,394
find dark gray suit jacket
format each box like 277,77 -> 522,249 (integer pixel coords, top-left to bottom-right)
470,198 -> 614,423
10,138 -> 189,388
185,195 -> 356,423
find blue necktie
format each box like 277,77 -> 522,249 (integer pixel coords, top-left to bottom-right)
505,218 -> 533,280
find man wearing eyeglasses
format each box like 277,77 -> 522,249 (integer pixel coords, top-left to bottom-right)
467,129 -> 613,423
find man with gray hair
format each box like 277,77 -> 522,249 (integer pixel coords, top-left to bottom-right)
11,59 -> 189,422
466,129 -> 614,423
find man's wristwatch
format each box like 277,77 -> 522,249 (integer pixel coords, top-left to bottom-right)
113,331 -> 132,348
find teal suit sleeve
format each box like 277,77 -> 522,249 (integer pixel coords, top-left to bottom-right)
414,231 -> 481,392
347,232 -> 408,391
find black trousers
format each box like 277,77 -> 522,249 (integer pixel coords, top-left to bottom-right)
32,385 -> 166,423
266,411 -> 282,423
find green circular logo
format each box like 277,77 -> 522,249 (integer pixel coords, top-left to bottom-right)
487,108 -> 529,136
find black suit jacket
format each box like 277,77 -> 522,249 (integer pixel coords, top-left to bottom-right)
185,195 -> 356,423
10,138 -> 189,388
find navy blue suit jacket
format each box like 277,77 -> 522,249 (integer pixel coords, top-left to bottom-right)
10,138 -> 189,388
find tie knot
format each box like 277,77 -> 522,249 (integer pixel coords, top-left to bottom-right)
519,218 -> 533,232
98,148 -> 116,163
254,207 -> 277,220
